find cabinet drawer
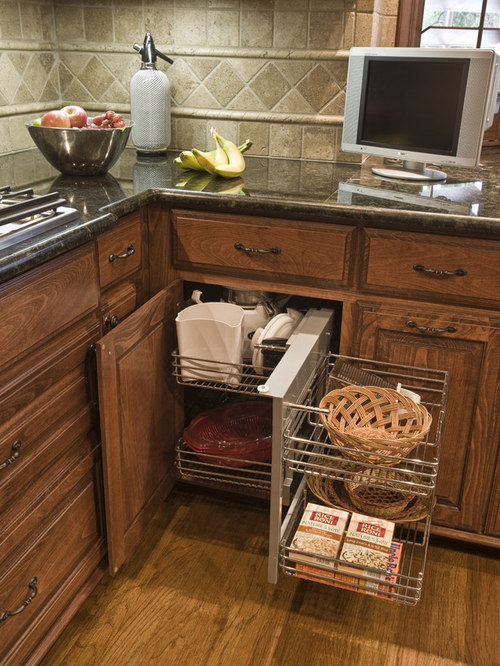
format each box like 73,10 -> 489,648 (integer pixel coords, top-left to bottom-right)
361,229 -> 500,307
0,449 -> 103,661
101,280 -> 138,331
0,245 -> 98,369
172,210 -> 354,288
97,216 -> 143,289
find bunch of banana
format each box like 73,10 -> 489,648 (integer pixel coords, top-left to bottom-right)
174,128 -> 251,179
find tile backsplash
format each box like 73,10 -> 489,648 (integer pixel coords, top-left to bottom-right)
0,0 -> 398,159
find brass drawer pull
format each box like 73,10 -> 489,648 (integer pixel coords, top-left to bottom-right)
0,577 -> 38,624
413,263 -> 467,277
109,244 -> 136,263
406,320 -> 457,334
0,440 -> 21,470
234,242 -> 281,255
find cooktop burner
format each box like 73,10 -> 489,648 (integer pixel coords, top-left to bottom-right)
0,185 -> 80,251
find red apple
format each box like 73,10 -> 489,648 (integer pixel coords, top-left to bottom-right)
41,110 -> 72,128
60,104 -> 88,128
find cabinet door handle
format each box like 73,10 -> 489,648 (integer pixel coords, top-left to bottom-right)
109,244 -> 135,263
234,242 -> 281,255
0,440 -> 21,470
413,263 -> 467,277
0,577 -> 38,624
406,320 -> 458,334
105,314 -> 119,329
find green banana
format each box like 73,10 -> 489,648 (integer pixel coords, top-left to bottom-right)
214,131 -> 246,178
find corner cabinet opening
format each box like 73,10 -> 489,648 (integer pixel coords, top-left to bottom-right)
170,291 -> 448,606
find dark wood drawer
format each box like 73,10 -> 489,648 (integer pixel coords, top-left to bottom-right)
101,280 -> 138,331
97,216 -> 143,289
172,210 -> 355,288
0,448 -> 104,662
360,229 -> 500,307
0,245 -> 99,369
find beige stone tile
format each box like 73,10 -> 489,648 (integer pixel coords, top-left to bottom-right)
183,84 -> 220,108
270,123 -> 302,158
274,11 -> 308,49
354,12 -> 374,47
204,61 -> 244,106
145,7 -> 174,44
207,10 -> 240,47
303,126 -> 336,161
169,58 -> 204,105
241,11 -> 272,48
8,53 -> 30,77
61,76 -> 91,104
297,65 -> 341,113
176,117 -> 210,151
276,61 -> 313,86
14,81 -> 35,104
84,6 -> 113,43
0,1 -> 22,39
323,60 -> 348,87
78,56 -> 115,100
55,5 -> 85,41
227,88 -> 266,112
102,54 -> 138,92
24,54 -> 53,99
309,11 -> 344,50
114,8 -> 146,44
250,63 -> 290,110
275,0 -> 305,9
238,121 -> 269,156
189,58 -> 221,81
274,89 -> 314,114
0,118 -> 10,155
21,2 -> 53,41
0,55 -> 20,103
310,0 -> 346,9
228,58 -> 265,83
322,89 -> 345,116
101,80 -> 130,106
208,120 -> 238,145
174,8 -> 207,46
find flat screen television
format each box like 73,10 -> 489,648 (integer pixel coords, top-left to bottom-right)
341,47 -> 499,181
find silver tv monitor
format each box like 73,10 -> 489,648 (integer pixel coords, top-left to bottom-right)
341,47 -> 499,181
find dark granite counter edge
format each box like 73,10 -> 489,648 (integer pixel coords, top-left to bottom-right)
1,185 -> 498,286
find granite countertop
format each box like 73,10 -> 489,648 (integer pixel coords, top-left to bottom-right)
1,145 -> 499,284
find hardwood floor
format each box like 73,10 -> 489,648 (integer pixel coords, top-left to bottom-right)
41,486 -> 499,666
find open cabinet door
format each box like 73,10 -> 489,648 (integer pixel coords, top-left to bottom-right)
96,280 -> 183,574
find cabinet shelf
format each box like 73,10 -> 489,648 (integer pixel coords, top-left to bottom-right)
279,485 -> 430,605
176,439 -> 272,496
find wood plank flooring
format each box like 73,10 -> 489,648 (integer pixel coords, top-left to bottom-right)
41,486 -> 499,666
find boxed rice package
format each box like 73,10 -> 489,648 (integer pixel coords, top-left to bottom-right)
289,503 -> 349,569
334,512 -> 395,595
295,538 -> 403,600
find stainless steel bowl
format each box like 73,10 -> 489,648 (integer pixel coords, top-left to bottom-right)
25,119 -> 133,176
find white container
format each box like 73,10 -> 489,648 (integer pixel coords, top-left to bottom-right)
176,302 -> 245,386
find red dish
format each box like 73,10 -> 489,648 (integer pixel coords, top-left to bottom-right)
183,401 -> 272,468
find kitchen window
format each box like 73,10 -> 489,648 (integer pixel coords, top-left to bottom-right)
396,0 -> 500,144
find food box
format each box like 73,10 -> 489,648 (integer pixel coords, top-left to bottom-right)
295,539 -> 403,600
289,503 -> 349,568
334,512 -> 395,595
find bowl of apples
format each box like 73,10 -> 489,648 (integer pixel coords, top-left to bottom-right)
26,105 -> 133,176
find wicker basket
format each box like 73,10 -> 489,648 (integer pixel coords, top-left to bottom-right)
344,467 -> 417,519
319,385 -> 432,465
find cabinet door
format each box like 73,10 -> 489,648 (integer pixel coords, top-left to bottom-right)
352,301 -> 500,536
96,280 -> 183,574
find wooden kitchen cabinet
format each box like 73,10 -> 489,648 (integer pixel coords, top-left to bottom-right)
0,245 -> 106,666
350,300 -> 500,541
95,281 -> 183,574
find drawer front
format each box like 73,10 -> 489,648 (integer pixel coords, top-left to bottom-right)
0,450 -> 103,660
361,229 -> 500,307
101,280 -> 138,331
172,210 -> 354,288
97,216 -> 143,289
0,245 -> 99,369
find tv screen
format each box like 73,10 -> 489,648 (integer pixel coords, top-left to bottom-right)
342,47 -> 499,181
358,58 -> 469,156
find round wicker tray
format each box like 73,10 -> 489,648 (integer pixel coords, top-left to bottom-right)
319,385 -> 432,466
307,473 -> 434,523
344,467 -> 418,518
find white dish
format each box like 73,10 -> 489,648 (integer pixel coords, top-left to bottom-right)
252,309 -> 302,372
